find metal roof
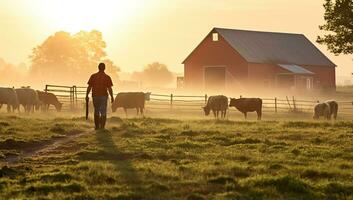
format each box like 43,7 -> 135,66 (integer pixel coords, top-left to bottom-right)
278,64 -> 314,75
185,28 -> 335,67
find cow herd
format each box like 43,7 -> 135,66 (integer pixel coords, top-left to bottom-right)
0,87 -> 63,113
203,95 -> 339,120
0,87 -> 340,120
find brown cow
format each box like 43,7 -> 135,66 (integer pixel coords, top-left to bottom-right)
15,88 -> 42,113
112,92 -> 151,116
37,91 -> 63,112
203,95 -> 228,119
0,87 -> 19,112
229,98 -> 262,120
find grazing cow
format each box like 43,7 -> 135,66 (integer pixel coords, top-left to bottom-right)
229,98 -> 262,120
112,92 -> 150,116
313,100 -> 338,120
0,87 -> 19,112
203,95 -> 228,119
37,91 -> 63,112
15,88 -> 42,113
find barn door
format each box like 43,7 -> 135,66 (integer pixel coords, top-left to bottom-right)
204,66 -> 226,91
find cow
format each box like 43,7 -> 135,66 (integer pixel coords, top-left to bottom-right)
229,98 -> 262,120
203,95 -> 228,119
37,91 -> 63,112
313,100 -> 338,120
112,92 -> 151,117
0,87 -> 19,113
15,88 -> 42,113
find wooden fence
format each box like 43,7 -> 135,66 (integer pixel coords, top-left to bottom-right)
44,84 -> 353,115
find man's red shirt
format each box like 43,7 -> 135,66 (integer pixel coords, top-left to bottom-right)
87,71 -> 113,97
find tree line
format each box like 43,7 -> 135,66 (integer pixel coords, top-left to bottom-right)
0,30 -> 175,88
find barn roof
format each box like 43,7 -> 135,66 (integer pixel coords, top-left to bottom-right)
278,64 -> 314,75
183,28 -> 336,67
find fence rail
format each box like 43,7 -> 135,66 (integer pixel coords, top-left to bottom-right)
42,84 -> 353,116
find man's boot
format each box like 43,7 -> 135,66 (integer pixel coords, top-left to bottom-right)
100,115 -> 107,129
94,114 -> 100,130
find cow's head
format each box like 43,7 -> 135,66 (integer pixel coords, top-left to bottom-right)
144,92 -> 151,101
203,106 -> 211,116
229,98 -> 239,107
312,114 -> 319,120
55,103 -> 63,112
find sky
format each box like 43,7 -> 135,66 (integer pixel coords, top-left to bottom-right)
0,0 -> 351,80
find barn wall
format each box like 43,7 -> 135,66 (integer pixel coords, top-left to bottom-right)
183,32 -> 248,91
301,65 -> 336,89
247,63 -> 280,89
247,63 -> 336,91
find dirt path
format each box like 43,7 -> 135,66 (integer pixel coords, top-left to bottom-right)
2,131 -> 92,164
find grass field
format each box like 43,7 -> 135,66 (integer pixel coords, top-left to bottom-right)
0,114 -> 353,200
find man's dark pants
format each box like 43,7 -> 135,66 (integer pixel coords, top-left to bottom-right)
92,96 -> 108,129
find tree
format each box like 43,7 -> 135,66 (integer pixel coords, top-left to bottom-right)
131,62 -> 174,87
29,30 -> 119,85
317,0 -> 353,55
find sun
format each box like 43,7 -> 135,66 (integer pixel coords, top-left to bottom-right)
38,0 -> 142,33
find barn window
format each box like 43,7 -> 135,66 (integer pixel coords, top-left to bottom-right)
212,33 -> 219,41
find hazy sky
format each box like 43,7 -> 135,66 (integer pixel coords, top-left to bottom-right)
0,0 -> 351,78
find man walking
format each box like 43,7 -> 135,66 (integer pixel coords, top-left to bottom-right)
86,63 -> 114,130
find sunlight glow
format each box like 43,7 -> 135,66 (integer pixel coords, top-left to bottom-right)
38,0 -> 142,33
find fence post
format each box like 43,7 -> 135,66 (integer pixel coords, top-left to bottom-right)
170,94 -> 173,110
292,96 -> 296,112
205,94 -> 208,104
275,97 -> 277,113
70,86 -> 74,111
74,86 -> 78,110
45,85 -> 48,93
286,96 -> 292,111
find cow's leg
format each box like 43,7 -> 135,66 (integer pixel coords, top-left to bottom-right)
244,112 -> 247,120
217,110 -> 219,119
7,105 -> 11,113
257,110 -> 262,120
136,108 -> 139,116
140,107 -> 144,117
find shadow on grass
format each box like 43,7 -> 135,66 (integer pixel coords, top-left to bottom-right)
93,129 -> 146,199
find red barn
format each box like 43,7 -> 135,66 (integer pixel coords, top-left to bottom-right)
183,28 -> 336,93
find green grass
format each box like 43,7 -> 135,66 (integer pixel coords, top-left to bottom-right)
0,115 -> 353,199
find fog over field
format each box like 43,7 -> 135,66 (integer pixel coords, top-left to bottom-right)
1,0 -> 353,199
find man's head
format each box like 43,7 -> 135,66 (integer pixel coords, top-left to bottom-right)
98,63 -> 105,71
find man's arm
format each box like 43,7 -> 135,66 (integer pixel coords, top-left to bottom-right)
108,87 -> 114,103
86,86 -> 92,100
